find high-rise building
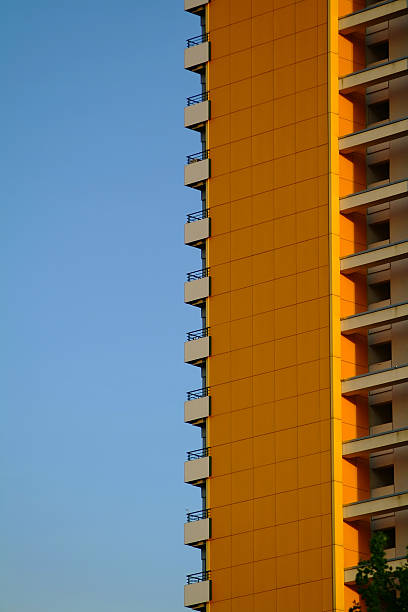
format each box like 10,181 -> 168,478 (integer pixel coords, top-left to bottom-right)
182,0 -> 408,609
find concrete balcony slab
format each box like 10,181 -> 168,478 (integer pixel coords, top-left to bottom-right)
341,301 -> 408,334
184,42 -> 210,71
184,158 -> 210,187
340,240 -> 408,274
184,276 -> 210,305
341,363 -> 408,396
345,556 -> 406,584
185,0 -> 209,12
184,336 -> 210,364
344,490 -> 408,521
184,580 -> 211,608
339,0 -> 408,34
339,57 -> 408,94
184,396 -> 210,424
184,518 -> 211,546
339,117 -> 408,153
184,456 -> 211,484
340,179 -> 408,214
184,100 -> 210,129
343,426 -> 408,458
185,217 -> 210,246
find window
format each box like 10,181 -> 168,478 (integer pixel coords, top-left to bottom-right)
367,160 -> 390,185
368,279 -> 390,304
370,401 -> 393,427
367,219 -> 390,245
369,341 -> 391,366
366,39 -> 389,65
367,99 -> 389,125
381,527 -> 396,550
371,464 -> 394,490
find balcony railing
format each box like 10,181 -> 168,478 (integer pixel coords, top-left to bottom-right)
186,267 -> 209,282
186,327 -> 209,341
186,570 -> 210,584
187,150 -> 209,164
186,33 -> 208,48
187,447 -> 210,461
187,208 -> 208,223
187,508 -> 210,522
186,386 -> 209,401
187,91 -> 209,106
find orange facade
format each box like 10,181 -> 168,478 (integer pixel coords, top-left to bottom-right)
206,0 -> 336,609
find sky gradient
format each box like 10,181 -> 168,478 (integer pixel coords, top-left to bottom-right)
1,1 -> 203,610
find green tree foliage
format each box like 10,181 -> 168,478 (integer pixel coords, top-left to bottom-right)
349,531 -> 408,611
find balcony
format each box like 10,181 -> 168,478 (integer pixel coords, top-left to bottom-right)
339,56 -> 408,94
185,209 -> 210,246
184,447 -> 211,485
339,116 -> 408,153
184,34 -> 210,72
344,490 -> 408,521
341,301 -> 408,335
345,556 -> 406,584
341,363 -> 408,396
343,426 -> 408,459
340,178 -> 408,214
185,387 -> 210,424
340,239 -> 408,274
185,150 -> 210,188
184,571 -> 211,609
184,509 -> 211,546
185,0 -> 210,13
339,0 -> 408,34
185,328 -> 210,365
184,268 -> 210,305
185,92 -> 210,130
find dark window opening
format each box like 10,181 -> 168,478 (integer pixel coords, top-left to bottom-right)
369,341 -> 392,365
379,527 -> 396,550
370,401 -> 393,427
366,40 -> 389,65
367,160 -> 390,185
367,219 -> 390,245
371,464 -> 394,489
367,99 -> 389,125
368,279 -> 390,304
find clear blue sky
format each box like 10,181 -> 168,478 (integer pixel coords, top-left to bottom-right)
1,2 -> 204,610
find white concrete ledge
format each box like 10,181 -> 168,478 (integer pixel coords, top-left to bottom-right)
343,426 -> 408,458
184,396 -> 210,424
184,336 -> 210,364
184,159 -> 210,187
184,580 -> 211,608
339,57 -> 408,93
185,100 -> 210,129
184,456 -> 211,484
339,0 -> 408,34
339,117 -> 408,153
345,557 -> 406,584
340,179 -> 408,214
184,518 -> 211,545
341,363 -> 408,395
184,277 -> 210,305
344,491 -> 408,521
185,217 -> 210,246
184,42 -> 210,71
185,0 -> 209,13
341,240 -> 408,273
341,301 -> 408,334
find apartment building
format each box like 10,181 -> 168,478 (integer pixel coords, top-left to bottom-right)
182,0 -> 408,609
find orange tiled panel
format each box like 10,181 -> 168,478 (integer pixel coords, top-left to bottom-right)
205,0 -> 336,610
